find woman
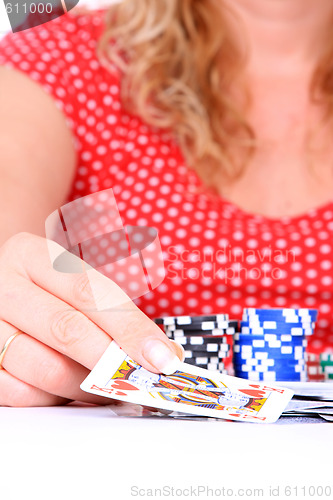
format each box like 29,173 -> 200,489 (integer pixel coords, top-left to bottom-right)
0,0 -> 332,407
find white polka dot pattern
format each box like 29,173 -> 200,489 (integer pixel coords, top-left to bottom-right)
1,11 -> 333,354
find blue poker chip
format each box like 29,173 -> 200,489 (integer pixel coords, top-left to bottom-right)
233,341 -> 307,349
233,352 -> 307,363
240,318 -> 313,326
242,310 -> 315,319
233,343 -> 307,351
233,339 -> 307,349
242,312 -> 314,320
235,369 -> 307,378
240,328 -> 312,338
233,347 -> 307,358
240,325 -> 314,337
234,332 -> 308,343
233,359 -> 306,369
234,334 -> 308,346
233,356 -> 306,366
234,370 -> 307,382
234,366 -> 306,375
243,307 -> 317,315
240,319 -> 314,329
233,346 -> 306,361
235,366 -> 307,375
238,333 -> 304,343
233,354 -> 306,364
233,362 -> 307,374
243,308 -> 318,321
235,374 -> 308,383
233,361 -> 306,370
242,318 -> 315,329
240,322 -> 314,336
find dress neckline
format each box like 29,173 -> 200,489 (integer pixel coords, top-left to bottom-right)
218,195 -> 333,223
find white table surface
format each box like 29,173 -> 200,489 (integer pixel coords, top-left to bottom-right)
0,403 -> 332,500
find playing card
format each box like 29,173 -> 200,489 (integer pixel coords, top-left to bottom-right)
80,341 -> 293,423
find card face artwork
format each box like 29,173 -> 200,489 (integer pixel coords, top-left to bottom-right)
81,342 -> 293,423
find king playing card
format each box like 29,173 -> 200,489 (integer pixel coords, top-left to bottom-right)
81,342 -> 293,423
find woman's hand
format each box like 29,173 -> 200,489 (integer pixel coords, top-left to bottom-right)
0,232 -> 183,407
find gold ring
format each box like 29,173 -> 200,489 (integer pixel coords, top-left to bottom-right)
0,332 -> 22,370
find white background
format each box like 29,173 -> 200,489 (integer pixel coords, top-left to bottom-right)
1,403 -> 332,500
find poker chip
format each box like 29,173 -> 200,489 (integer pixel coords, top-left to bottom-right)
165,320 -> 238,332
185,359 -> 226,372
154,314 -> 229,326
182,344 -> 230,356
234,343 -> 307,355
184,351 -> 229,361
242,308 -> 318,322
183,347 -> 230,357
234,353 -> 308,365
234,333 -> 308,346
169,326 -> 236,337
156,309 -> 320,381
319,353 -> 333,381
179,341 -> 229,352
168,321 -> 230,331
234,364 -> 307,375
240,323 -> 314,336
241,317 -> 315,328
234,371 -> 307,382
174,336 -> 229,346
307,365 -> 323,375
234,308 -> 317,383
320,353 -> 333,362
235,358 -> 306,368
184,354 -> 225,365
155,314 -> 236,374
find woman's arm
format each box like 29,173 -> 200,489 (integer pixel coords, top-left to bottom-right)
0,67 -> 183,407
0,66 -> 76,243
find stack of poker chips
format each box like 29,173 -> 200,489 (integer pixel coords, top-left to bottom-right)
307,352 -> 333,381
306,353 -> 325,382
233,308 -> 318,382
320,353 -> 333,380
154,315 -> 237,373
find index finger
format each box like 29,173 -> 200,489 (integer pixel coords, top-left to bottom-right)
12,234 -> 184,373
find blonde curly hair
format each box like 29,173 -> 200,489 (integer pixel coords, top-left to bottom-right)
96,0 -> 333,188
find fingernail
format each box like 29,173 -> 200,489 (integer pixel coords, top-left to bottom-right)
169,339 -> 185,362
143,340 -> 180,375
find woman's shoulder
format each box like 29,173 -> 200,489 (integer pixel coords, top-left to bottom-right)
0,8 -> 121,120
0,7 -> 124,166
0,9 -> 107,61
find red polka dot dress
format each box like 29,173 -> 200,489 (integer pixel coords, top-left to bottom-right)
1,10 -> 333,354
